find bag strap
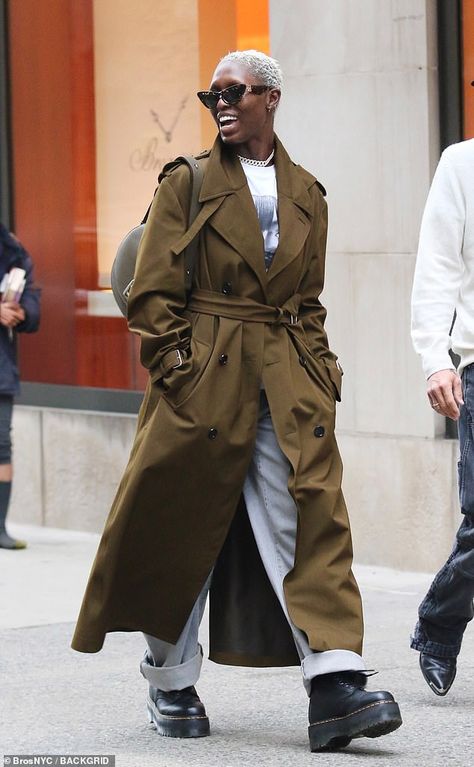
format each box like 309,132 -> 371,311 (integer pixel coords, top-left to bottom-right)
140,155 -> 205,295
178,156 -> 205,294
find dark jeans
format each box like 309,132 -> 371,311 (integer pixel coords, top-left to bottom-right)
411,364 -> 474,658
0,394 -> 13,465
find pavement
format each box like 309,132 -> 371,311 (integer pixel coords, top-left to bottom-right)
0,523 -> 472,767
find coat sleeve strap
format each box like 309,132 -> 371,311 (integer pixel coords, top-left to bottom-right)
160,347 -> 189,376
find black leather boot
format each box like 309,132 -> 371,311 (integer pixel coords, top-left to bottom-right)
0,481 -> 26,549
308,671 -> 402,751
147,685 -> 210,738
419,652 -> 457,696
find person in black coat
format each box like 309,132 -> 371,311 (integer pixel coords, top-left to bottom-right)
0,223 -> 40,549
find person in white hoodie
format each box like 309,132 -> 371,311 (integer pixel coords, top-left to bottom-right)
411,116 -> 474,696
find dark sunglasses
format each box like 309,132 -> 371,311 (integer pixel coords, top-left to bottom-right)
197,83 -> 269,110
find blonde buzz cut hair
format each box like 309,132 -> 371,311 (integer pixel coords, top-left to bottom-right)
218,49 -> 283,90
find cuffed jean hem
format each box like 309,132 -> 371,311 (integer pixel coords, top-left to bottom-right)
140,645 -> 203,691
410,630 -> 461,659
301,649 -> 366,696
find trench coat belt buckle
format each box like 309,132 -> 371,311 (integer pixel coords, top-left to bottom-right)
275,307 -> 298,325
160,348 -> 188,375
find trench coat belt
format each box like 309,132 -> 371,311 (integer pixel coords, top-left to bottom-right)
160,290 -> 302,375
186,288 -> 302,325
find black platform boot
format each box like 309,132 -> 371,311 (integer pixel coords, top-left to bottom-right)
308,671 -> 402,751
147,685 -> 210,738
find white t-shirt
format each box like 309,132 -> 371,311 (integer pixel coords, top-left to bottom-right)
240,162 -> 279,270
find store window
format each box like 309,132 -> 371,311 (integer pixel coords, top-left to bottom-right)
8,0 -> 268,391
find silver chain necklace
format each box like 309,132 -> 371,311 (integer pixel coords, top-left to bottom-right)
238,148 -> 275,167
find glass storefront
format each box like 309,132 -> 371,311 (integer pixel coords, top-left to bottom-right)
7,0 -> 268,391
4,1 -> 472,401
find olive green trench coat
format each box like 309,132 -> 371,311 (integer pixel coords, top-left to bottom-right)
72,136 -> 363,665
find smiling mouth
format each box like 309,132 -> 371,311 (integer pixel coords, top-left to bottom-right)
218,114 -> 238,128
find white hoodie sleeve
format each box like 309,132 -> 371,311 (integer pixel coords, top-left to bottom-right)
411,149 -> 465,379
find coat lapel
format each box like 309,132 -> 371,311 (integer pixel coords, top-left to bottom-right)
195,136 -> 316,295
207,188 -> 268,293
267,137 -> 314,282
199,139 -> 269,295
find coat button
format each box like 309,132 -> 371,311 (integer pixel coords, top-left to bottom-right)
314,426 -> 325,438
218,353 -> 228,366
299,355 -> 307,367
222,281 -> 232,295
208,427 -> 218,440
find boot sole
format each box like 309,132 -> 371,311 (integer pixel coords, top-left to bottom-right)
309,700 -> 402,751
147,699 -> 210,738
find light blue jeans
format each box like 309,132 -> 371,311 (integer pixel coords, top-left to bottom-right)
142,391 -> 365,694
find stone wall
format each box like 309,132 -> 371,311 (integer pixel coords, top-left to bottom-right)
269,0 -> 457,569
9,407 -> 136,534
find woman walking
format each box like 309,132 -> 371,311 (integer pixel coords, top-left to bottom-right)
72,50 -> 401,751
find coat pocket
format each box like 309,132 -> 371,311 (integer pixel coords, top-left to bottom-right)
304,354 -> 341,403
291,332 -> 342,403
322,360 -> 342,402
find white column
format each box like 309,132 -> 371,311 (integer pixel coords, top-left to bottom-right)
270,1 -> 456,571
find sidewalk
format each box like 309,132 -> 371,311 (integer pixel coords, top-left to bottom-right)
0,523 -> 472,767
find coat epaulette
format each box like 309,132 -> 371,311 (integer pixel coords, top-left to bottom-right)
293,162 -> 327,198
194,148 -> 211,160
159,150 -> 211,183
158,159 -> 186,183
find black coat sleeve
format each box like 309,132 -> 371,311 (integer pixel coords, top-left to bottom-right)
16,249 -> 41,334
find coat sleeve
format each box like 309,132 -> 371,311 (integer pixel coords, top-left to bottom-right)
299,196 -> 337,362
298,193 -> 342,398
127,166 -> 192,383
411,148 -> 464,379
17,250 -> 41,334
